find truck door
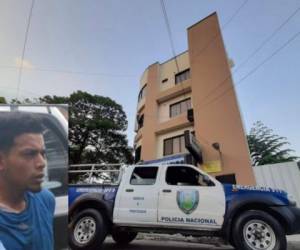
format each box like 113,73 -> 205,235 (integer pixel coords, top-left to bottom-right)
114,166 -> 159,225
158,165 -> 225,230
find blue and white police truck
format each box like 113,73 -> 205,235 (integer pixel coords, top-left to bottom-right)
68,164 -> 300,250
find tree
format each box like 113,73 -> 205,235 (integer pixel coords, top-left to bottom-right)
66,91 -> 133,164
247,121 -> 298,166
0,97 -> 7,104
10,97 -> 40,104
39,95 -> 69,104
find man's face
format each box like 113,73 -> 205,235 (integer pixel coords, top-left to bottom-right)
0,133 -> 46,193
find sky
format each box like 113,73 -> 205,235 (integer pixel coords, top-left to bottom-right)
0,0 -> 299,157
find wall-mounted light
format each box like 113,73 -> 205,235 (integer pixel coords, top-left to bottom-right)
212,142 -> 223,169
212,142 -> 220,152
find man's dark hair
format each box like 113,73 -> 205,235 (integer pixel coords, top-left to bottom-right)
0,112 -> 44,152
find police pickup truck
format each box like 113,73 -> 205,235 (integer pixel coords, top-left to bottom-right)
68,164 -> 300,250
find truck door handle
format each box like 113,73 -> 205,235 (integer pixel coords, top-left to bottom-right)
162,189 -> 172,193
126,189 -> 134,192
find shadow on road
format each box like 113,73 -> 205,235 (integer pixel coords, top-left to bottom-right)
101,238 -> 300,250
102,239 -> 233,250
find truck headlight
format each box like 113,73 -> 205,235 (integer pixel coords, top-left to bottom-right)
288,194 -> 297,207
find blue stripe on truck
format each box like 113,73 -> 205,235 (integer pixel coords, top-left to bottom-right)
222,184 -> 289,206
68,186 -> 118,207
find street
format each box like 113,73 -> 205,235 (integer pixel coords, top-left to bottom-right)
101,235 -> 300,250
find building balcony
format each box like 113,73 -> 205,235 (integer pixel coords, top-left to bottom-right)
157,79 -> 191,104
134,127 -> 143,143
155,113 -> 193,135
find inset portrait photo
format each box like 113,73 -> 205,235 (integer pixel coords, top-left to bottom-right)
0,105 -> 68,250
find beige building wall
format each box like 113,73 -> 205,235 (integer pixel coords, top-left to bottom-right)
159,52 -> 190,92
187,13 -> 255,185
135,12 -> 255,185
140,63 -> 160,160
140,69 -> 148,87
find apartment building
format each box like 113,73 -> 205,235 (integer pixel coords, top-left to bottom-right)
134,13 -> 255,185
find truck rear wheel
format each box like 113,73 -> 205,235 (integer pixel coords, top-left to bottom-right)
111,230 -> 137,245
69,208 -> 107,250
232,210 -> 287,250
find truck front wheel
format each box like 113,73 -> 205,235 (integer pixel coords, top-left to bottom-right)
69,208 -> 107,250
111,230 -> 137,245
232,210 -> 287,250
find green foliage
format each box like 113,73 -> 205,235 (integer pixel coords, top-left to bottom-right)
0,97 -> 7,104
39,95 -> 69,104
68,91 -> 133,164
10,97 -> 39,104
247,121 -> 298,166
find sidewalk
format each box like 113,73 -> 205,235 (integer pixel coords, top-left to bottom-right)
287,234 -> 300,241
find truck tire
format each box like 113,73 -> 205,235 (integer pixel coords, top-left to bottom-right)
69,208 -> 107,250
232,210 -> 287,250
111,230 -> 137,245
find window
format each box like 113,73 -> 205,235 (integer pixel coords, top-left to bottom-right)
163,134 -> 186,156
130,167 -> 158,185
216,174 -> 236,184
166,166 -> 214,186
175,69 -> 190,84
170,98 -> 191,118
134,146 -> 141,163
138,84 -> 147,102
137,114 -> 144,130
43,118 -> 68,197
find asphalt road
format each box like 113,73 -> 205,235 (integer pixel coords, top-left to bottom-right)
101,235 -> 300,250
103,238 -> 232,250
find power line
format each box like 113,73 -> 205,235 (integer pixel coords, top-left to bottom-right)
16,0 -> 35,101
139,0 -> 249,130
199,28 -> 300,112
138,27 -> 300,145
0,65 -> 137,78
160,0 -> 180,73
141,0 -> 248,121
191,0 -> 248,62
222,0 -> 248,30
138,22 -> 300,131
196,6 -> 300,107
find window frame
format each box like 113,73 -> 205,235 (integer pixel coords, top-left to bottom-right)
165,166 -> 215,187
41,114 -> 68,197
163,134 -> 186,156
130,166 -> 159,186
175,69 -> 190,84
169,98 -> 191,118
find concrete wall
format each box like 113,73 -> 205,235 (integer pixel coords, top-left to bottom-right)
140,68 -> 148,87
140,63 -> 160,160
187,13 -> 255,185
159,52 -> 190,92
254,162 -> 300,207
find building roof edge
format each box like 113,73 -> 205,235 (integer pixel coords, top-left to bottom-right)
187,12 -> 217,30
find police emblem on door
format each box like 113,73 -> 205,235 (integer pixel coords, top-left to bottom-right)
177,190 -> 199,214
